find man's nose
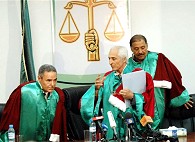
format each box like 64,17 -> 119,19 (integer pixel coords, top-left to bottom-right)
51,81 -> 55,86
109,59 -> 112,65
138,48 -> 143,54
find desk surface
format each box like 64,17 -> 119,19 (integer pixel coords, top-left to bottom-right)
178,132 -> 195,142
78,132 -> 195,142
187,132 -> 195,141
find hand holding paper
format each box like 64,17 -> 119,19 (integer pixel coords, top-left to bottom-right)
122,70 -> 146,108
122,70 -> 146,94
119,89 -> 134,100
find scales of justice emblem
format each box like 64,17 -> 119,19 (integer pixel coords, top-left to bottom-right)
59,0 -> 124,61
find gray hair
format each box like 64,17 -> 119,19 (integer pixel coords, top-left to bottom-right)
111,46 -> 128,62
38,64 -> 57,77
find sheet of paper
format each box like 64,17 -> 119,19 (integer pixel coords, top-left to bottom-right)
122,70 -> 146,94
122,70 -> 146,108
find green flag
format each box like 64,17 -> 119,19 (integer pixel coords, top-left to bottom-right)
20,0 -> 36,83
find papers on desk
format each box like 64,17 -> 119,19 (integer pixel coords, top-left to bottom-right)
159,126 -> 187,137
122,70 -> 146,94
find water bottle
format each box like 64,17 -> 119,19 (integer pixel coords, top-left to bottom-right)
89,119 -> 96,142
8,124 -> 15,142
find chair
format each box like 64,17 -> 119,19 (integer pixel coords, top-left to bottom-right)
63,85 -> 91,141
62,85 -> 195,140
162,94 -> 195,132
0,103 -> 5,121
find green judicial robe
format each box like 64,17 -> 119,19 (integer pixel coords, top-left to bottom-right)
80,69 -> 155,140
124,51 -> 190,129
0,81 -> 67,142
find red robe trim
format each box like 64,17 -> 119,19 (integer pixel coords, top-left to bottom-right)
106,68 -> 155,118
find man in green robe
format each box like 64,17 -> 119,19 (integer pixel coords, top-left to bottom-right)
80,46 -> 157,141
125,34 -> 194,129
0,64 -> 67,142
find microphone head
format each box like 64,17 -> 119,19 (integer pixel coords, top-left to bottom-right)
92,116 -> 104,121
107,111 -> 116,128
117,113 -> 124,121
140,115 -> 153,127
102,123 -> 108,131
125,112 -> 133,119
125,112 -> 134,124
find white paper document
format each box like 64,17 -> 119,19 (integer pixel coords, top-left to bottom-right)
122,70 -> 146,108
122,70 -> 146,94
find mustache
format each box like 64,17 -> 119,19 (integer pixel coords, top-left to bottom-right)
138,53 -> 144,56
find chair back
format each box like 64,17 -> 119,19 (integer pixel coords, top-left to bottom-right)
0,103 -> 5,121
63,85 -> 91,141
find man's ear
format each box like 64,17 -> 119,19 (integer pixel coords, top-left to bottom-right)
146,45 -> 148,50
130,47 -> 133,52
38,75 -> 41,81
123,57 -> 127,63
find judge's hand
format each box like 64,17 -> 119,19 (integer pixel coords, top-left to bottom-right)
95,74 -> 106,91
119,89 -> 134,100
184,96 -> 194,109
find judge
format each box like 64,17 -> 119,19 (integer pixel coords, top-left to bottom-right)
125,34 -> 194,129
0,64 -> 67,142
80,46 -> 157,140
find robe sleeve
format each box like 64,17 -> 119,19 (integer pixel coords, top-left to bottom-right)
51,87 -> 68,142
0,81 -> 34,135
80,85 -> 96,125
142,72 -> 155,118
80,71 -> 113,125
154,53 -> 189,107
132,68 -> 155,118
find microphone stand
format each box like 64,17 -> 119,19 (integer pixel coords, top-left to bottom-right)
109,129 -> 120,142
100,128 -> 108,142
131,126 -> 139,141
109,136 -> 120,142
124,120 -> 130,142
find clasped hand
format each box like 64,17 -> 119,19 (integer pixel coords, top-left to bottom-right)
95,74 -> 134,100
95,75 -> 105,91
184,96 -> 194,109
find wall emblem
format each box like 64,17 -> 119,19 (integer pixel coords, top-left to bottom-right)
59,0 -> 124,61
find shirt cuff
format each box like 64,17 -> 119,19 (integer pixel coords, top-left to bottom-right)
49,134 -> 60,142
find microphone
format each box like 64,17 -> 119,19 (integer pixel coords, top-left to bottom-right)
93,116 -> 105,135
117,113 -> 129,141
92,116 -> 104,121
125,112 -> 137,141
107,111 -> 118,140
125,113 -> 134,125
140,115 -> 161,137
102,123 -> 108,132
140,115 -> 153,129
140,116 -> 177,141
101,123 -> 108,141
117,113 -> 125,121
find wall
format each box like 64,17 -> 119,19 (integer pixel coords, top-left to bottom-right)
0,0 -> 195,103
0,0 -> 53,103
0,1 -> 22,103
130,0 -> 195,94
